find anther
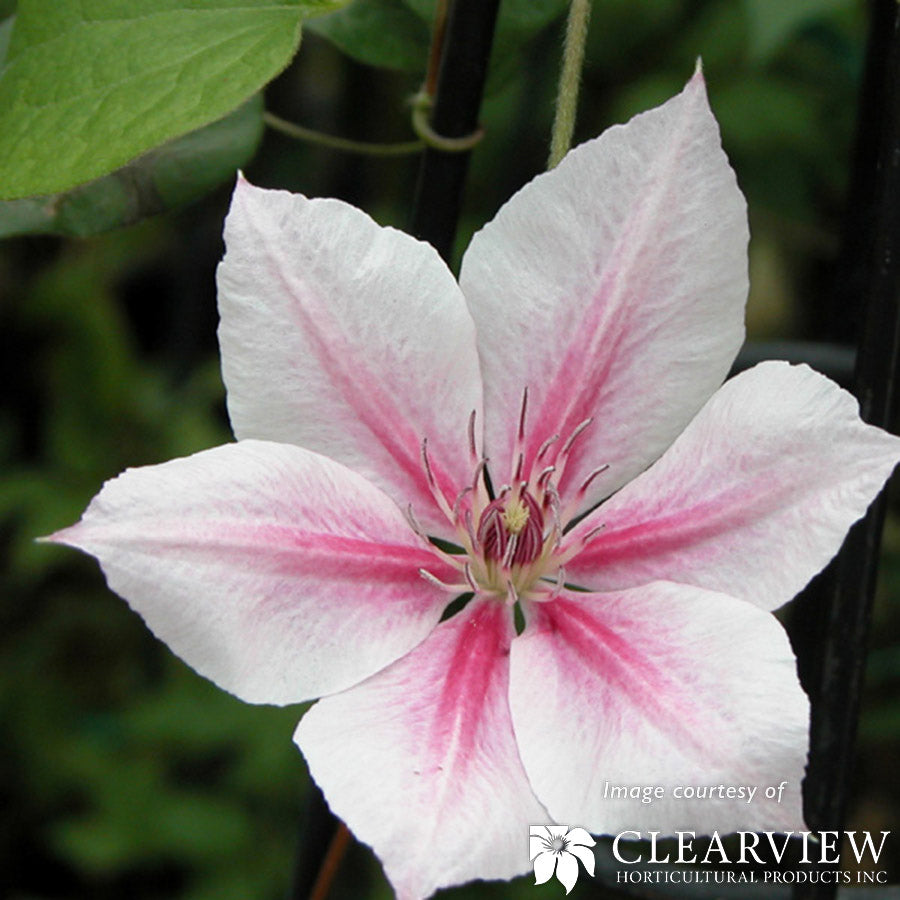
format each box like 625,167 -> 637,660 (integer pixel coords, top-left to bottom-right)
467,409 -> 478,462
405,504 -> 426,537
513,452 -> 524,482
558,523 -> 606,566
471,457 -> 489,492
562,417 -> 594,454
452,485 -> 472,522
517,387 -> 529,442
420,436 -> 456,523
536,433 -> 560,462
418,568 -> 467,593
577,464 -> 610,496
420,438 -> 436,488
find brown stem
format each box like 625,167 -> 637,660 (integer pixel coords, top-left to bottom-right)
308,822 -> 352,900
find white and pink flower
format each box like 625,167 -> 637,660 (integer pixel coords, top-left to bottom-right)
50,72 -> 900,899
530,825 -> 596,894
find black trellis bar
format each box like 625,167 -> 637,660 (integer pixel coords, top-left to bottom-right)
290,2 -> 503,895
794,1 -> 900,898
408,0 -> 502,264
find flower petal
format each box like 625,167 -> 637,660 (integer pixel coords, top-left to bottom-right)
555,853 -> 580,894
459,70 -> 747,514
509,584 -> 808,835
565,827 -> 595,848
565,361 -> 900,610
49,440 -> 455,705
529,833 -> 550,861
568,844 -> 595,877
295,599 -> 547,900
532,850 -> 557,885
218,176 -> 483,535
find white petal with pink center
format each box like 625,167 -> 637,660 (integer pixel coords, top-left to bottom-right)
509,583 -> 809,835
564,361 -> 900,610
218,177 -> 483,535
49,440 -> 455,705
296,600 -> 548,900
460,70 -> 747,515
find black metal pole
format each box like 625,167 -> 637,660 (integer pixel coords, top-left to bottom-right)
408,0 -> 502,264
795,2 -> 900,898
292,4 -> 502,896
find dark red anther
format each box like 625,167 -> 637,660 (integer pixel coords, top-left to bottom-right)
477,489 -> 545,566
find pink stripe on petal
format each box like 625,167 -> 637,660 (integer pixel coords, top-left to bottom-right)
461,72 -> 747,516
50,440 -> 456,705
509,583 -> 808,836
565,362 -> 900,610
538,597 -> 708,759
218,179 -> 482,535
296,599 -> 548,900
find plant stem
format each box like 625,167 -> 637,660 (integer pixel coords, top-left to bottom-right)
548,0 -> 591,169
308,823 -> 351,900
264,112 -> 423,156
409,0 -> 502,264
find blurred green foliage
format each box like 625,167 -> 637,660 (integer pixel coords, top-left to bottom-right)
3,0 -> 900,897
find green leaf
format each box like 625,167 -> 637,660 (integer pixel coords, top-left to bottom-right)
0,0 -> 342,200
0,96 -> 263,237
307,0 -> 429,73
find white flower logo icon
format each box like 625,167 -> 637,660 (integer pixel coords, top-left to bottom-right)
530,825 -> 596,893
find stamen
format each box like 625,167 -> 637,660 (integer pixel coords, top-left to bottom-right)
529,567 -> 566,602
509,386 -> 530,484
467,409 -> 478,462
501,533 -> 520,569
557,523 -> 606,565
513,452 -> 524,482
536,466 -> 556,492
536,433 -> 560,462
517,387 -> 529,442
452,485 -> 472,522
420,437 -> 436,488
559,463 -> 612,527
464,562 -> 479,593
404,504 -> 426,538
549,565 -> 566,601
552,417 -> 595,490
418,568 -> 468,593
420,437 -> 456,523
464,509 -> 479,551
581,523 -> 606,545
506,579 -> 519,604
577,463 -> 610,496
561,417 -> 594,454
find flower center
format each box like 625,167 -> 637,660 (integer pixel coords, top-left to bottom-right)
477,489 -> 544,567
414,389 -> 607,605
550,836 -> 567,853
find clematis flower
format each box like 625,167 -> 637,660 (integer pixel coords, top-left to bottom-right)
530,825 -> 596,894
50,71 -> 900,900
